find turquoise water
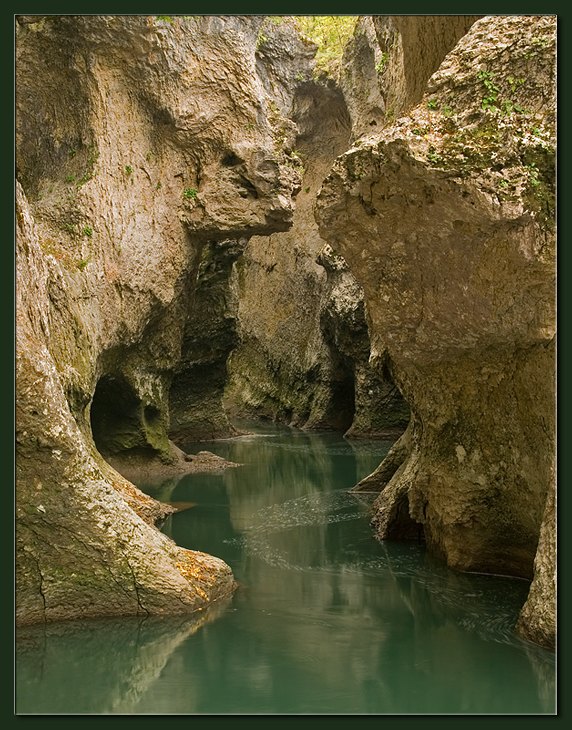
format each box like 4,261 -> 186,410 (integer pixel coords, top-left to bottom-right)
16,423 -> 555,714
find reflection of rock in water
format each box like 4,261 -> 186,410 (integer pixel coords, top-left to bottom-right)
125,429 -> 554,713
217,431 -> 388,575
16,598 -> 231,714
365,544 -> 529,643
368,546 -> 555,713
223,429 -> 393,526
522,641 -> 557,711
140,476 -> 182,505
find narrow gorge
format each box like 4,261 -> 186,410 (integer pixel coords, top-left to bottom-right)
16,14 -> 556,713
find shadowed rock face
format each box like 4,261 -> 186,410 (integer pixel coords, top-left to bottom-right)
168,238 -> 247,443
372,15 -> 482,117
516,480 -> 555,649
16,15 -> 301,625
225,19 -> 409,436
317,15 -> 555,647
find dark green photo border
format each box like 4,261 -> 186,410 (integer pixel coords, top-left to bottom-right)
4,2 -> 568,727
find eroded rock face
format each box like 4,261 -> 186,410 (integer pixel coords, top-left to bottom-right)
317,244 -> 409,436
340,16 -> 480,139
17,13 -> 556,650
338,17 -> 387,139
372,15 -> 481,119
226,19 -> 408,436
225,77 -> 355,430
17,179 -> 236,624
16,15 -> 300,624
168,238 -> 247,443
317,15 -> 555,646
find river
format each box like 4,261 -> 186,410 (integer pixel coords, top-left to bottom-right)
16,422 -> 555,714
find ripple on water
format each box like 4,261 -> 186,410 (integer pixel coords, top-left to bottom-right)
223,489 -> 538,651
239,489 -> 363,533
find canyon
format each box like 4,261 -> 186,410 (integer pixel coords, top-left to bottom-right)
16,14 -> 555,649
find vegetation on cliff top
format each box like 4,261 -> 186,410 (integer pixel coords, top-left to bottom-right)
152,15 -> 357,78
293,16 -> 357,76
264,15 -> 358,77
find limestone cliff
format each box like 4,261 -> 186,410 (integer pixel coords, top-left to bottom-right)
226,18 -> 409,436
339,16 -> 480,139
16,13 -> 556,651
317,15 -> 556,647
16,15 -> 299,624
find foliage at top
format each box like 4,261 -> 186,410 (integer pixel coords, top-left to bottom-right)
269,15 -> 358,78
295,16 -> 357,76
151,15 -> 357,79
152,15 -> 357,78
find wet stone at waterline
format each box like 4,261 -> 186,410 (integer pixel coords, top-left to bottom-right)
16,425 -> 555,714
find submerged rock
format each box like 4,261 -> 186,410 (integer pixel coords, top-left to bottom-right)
107,444 -> 241,485
317,15 -> 555,647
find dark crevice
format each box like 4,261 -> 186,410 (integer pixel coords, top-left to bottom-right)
144,404 -> 161,426
33,555 -> 47,622
120,544 -> 150,617
329,372 -> 356,433
386,494 -> 425,542
90,374 -> 144,456
237,175 -> 259,199
222,152 -> 242,167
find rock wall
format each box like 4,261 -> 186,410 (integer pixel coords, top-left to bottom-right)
317,244 -> 410,436
168,238 -> 246,443
226,18 -> 409,436
16,14 -> 556,649
516,478 -> 556,648
16,15 -> 299,624
340,16 -> 480,139
317,15 -> 556,646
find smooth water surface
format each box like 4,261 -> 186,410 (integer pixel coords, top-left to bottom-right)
16,423 -> 555,714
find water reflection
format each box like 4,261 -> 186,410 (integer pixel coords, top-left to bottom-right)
16,424 -> 555,714
16,599 -> 231,714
